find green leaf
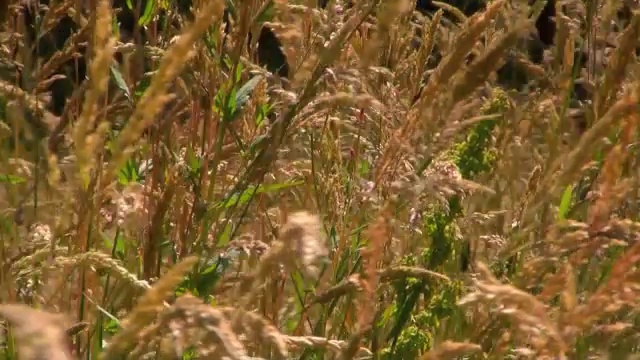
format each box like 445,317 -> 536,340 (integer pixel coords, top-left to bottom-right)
225,87 -> 238,122
236,75 -> 263,110
194,256 -> 231,297
558,184 -> 574,221
101,231 -> 127,257
0,174 -> 26,184
118,158 -> 140,185
225,0 -> 237,19
246,134 -> 271,158
138,0 -> 156,26
110,62 -> 131,103
358,159 -> 371,177
255,0 -> 276,23
216,222 -> 233,247
185,147 -> 202,176
112,14 -> 120,38
218,180 -> 304,209
255,102 -> 273,127
214,85 -> 239,123
234,62 -> 243,83
134,72 -> 154,100
378,303 -> 397,328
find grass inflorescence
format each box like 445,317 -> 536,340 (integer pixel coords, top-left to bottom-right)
1,0 -> 640,359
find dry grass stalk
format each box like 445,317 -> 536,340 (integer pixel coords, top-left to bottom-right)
105,0 -> 226,185
356,213 -> 387,327
286,335 -> 372,357
588,113 -> 638,233
521,93 -> 639,230
72,0 -> 115,186
561,230 -> 640,342
4,0 -> 640,358
218,306 -> 289,358
375,0 -> 507,186
461,262 -> 568,357
156,294 -> 250,359
431,1 -> 467,23
411,9 -> 443,97
0,80 -> 54,127
233,211 -> 326,315
449,23 -> 529,105
595,11 -> 640,118
39,0 -> 74,36
36,24 -> 89,90
420,340 -> 482,360
100,256 -> 198,359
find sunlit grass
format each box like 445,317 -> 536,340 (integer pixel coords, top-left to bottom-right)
1,0 -> 640,359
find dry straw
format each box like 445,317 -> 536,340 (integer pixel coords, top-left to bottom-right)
100,256 -> 198,359
4,0 -> 640,359
104,0 -> 226,186
72,0 -> 116,187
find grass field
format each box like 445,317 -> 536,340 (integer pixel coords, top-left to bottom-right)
1,0 -> 640,359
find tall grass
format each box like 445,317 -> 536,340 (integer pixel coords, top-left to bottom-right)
1,0 -> 640,359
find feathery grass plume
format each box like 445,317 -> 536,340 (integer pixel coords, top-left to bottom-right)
511,164 -> 543,229
460,262 -> 568,357
420,341 -> 482,359
555,15 -> 576,101
358,0 -> 407,69
376,0 -> 416,71
100,256 -> 198,359
561,226 -> 640,343
412,9 -> 443,98
519,92 -> 639,234
218,306 -> 289,358
375,0 -> 507,185
45,251 -> 150,290
308,93 -> 383,113
595,11 -> 640,118
535,262 -> 575,312
597,0 -> 625,47
417,0 -> 506,105
277,211 -> 327,279
151,294 -> 250,359
234,211 -> 324,298
309,266 -> 450,307
588,113 -> 638,233
72,0 -> 115,187
38,0 -> 74,34
431,1 -> 467,24
0,80 -> 55,129
356,213 -> 387,329
285,335 -> 373,357
11,246 -> 69,278
37,26 -> 90,90
105,0 -> 226,186
449,24 -> 528,105
230,211 -> 326,330
380,266 -> 451,283
292,0 -> 379,88
0,304 -> 73,360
